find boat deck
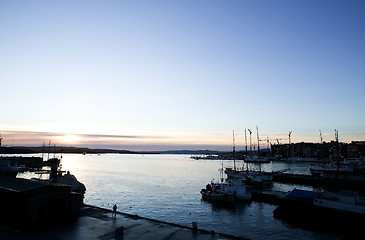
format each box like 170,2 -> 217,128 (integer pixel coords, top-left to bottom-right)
0,204 -> 248,240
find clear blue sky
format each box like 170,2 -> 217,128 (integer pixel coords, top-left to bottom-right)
1,0 -> 364,150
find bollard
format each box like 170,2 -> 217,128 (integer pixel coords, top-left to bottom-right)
115,226 -> 124,240
192,221 -> 198,231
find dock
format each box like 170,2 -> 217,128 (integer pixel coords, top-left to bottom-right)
273,173 -> 365,192
0,204 -> 250,240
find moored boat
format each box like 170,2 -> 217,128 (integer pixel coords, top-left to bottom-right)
310,163 -> 354,176
314,190 -> 365,215
200,182 -> 235,203
274,188 -> 365,222
224,167 -> 274,187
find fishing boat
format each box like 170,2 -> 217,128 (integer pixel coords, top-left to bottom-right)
201,141 -> 251,202
200,181 -> 235,203
201,157 -> 235,202
200,179 -> 251,202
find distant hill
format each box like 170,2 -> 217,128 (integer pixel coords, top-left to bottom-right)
0,146 -> 141,154
158,150 -> 224,155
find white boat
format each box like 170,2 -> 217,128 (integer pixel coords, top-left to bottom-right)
314,190 -> 365,215
224,167 -> 274,185
200,181 -> 235,203
310,163 -> 354,175
201,155 -> 251,202
201,179 -> 251,202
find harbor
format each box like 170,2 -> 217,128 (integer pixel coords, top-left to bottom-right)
2,153 -> 364,239
0,155 -> 247,240
2,0 -> 365,239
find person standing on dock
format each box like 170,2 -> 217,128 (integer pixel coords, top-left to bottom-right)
112,204 -> 117,218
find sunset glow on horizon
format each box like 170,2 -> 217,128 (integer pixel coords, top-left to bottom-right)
59,135 -> 82,144
0,128 -> 361,152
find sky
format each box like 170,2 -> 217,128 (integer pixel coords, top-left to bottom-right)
1,0 -> 365,151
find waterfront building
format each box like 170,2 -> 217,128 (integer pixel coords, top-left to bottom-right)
0,177 -> 84,225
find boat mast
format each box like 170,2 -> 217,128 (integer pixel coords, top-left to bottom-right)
42,141 -> 45,160
244,128 -> 248,156
248,129 -> 252,157
233,130 -> 236,171
256,126 -> 260,157
288,131 -> 292,158
48,140 -> 51,160
256,126 -> 262,172
220,161 -> 224,183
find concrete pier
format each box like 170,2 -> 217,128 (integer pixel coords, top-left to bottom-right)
0,204 -> 249,240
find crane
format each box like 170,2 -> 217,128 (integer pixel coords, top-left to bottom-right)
319,129 -> 323,143
288,131 -> 292,145
259,137 -> 282,149
334,129 -> 339,142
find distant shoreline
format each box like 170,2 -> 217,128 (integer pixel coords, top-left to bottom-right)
0,146 -> 225,155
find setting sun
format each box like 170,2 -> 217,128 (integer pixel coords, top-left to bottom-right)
59,135 -> 81,144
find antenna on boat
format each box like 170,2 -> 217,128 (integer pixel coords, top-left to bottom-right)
0,132 -> 2,147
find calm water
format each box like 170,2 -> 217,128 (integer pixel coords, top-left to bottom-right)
17,154 -> 363,240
